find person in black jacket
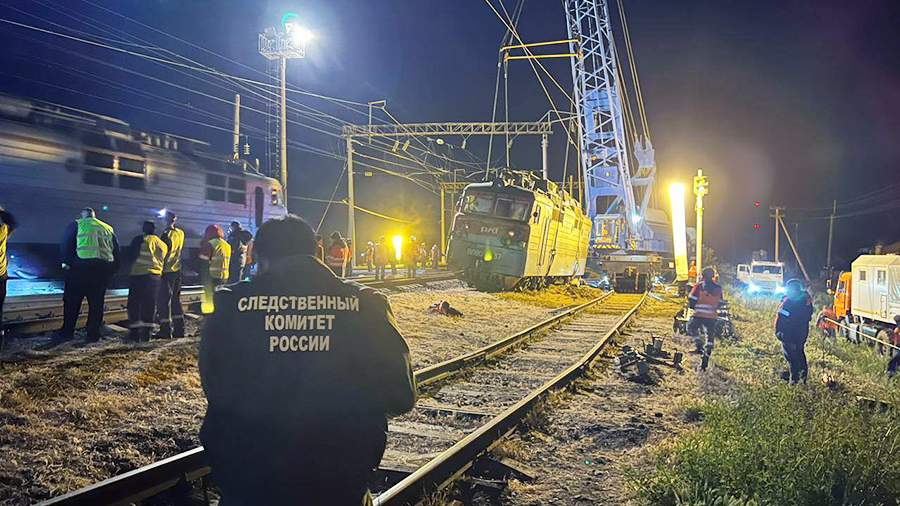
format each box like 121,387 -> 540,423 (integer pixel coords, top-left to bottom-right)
199,214 -> 417,506
227,221 -> 253,283
775,278 -> 814,384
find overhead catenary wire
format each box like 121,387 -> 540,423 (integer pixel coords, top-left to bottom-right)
6,3 -> 468,193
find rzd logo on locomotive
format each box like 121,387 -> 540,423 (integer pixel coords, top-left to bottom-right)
480,226 -> 499,235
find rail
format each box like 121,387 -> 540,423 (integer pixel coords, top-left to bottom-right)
375,293 -> 646,505
38,288 -> 620,506
3,271 -> 459,334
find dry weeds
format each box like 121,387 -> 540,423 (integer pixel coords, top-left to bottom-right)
0,280 -> 566,504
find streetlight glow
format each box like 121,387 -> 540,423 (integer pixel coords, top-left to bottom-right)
669,183 -> 689,282
285,23 -> 314,45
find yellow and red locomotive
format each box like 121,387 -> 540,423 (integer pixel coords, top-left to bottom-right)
447,170 -> 591,290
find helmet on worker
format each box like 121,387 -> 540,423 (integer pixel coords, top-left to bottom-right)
701,267 -> 716,282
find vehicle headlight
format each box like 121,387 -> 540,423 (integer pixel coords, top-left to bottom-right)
748,283 -> 759,293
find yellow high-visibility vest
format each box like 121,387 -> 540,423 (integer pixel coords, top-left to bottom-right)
208,237 -> 231,280
162,227 -> 185,273
0,223 -> 8,278
130,235 -> 168,276
76,217 -> 115,262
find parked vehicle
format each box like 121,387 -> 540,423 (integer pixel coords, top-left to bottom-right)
746,261 -> 784,294
827,255 -> 899,351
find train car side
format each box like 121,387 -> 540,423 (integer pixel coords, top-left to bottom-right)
0,101 -> 286,279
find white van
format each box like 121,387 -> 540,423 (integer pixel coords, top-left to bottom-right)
747,261 -> 784,294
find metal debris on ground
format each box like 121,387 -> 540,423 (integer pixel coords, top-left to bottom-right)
615,335 -> 683,382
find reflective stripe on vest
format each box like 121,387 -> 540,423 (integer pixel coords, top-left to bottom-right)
76,218 -> 115,262
208,237 -> 231,280
131,235 -> 168,276
163,227 -> 185,273
0,223 -> 8,277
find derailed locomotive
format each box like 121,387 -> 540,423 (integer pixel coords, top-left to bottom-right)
447,170 -> 591,290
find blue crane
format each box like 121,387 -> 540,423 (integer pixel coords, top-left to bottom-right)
564,0 -> 664,255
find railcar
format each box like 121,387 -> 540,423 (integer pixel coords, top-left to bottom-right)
0,94 -> 286,279
447,170 -> 591,291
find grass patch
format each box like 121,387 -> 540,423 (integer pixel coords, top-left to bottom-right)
497,284 -> 605,309
632,384 -> 900,505
631,285 -> 900,505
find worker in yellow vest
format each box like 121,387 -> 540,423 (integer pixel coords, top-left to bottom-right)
0,205 -> 18,348
198,224 -> 231,313
126,221 -> 168,342
156,212 -> 186,339
58,207 -> 120,344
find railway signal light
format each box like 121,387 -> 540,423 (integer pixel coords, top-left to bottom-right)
754,201 -> 761,207
753,223 -> 761,230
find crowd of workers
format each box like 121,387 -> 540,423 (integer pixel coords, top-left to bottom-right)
0,204 -> 444,348
317,232 -> 442,281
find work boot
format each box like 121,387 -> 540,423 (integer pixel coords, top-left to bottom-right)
173,319 -> 185,338
155,322 -> 172,339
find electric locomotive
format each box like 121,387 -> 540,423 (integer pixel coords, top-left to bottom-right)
447,170 -> 591,290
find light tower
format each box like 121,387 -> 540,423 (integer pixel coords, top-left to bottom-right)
259,13 -> 311,203
693,169 -> 709,282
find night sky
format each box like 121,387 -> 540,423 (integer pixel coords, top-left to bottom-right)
2,0 -> 898,274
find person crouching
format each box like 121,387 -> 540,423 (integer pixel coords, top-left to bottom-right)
127,221 -> 167,342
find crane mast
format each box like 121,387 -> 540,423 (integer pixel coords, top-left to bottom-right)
565,0 -> 658,254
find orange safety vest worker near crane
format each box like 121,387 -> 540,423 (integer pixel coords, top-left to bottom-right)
687,267 -> 723,371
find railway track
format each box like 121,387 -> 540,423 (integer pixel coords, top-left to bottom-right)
38,290 -> 644,506
2,270 -> 459,334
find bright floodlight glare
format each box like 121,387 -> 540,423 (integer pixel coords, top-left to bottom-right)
631,214 -> 642,224
775,286 -> 786,294
392,235 -> 403,261
286,22 -> 314,44
157,208 -> 167,218
669,183 -> 689,282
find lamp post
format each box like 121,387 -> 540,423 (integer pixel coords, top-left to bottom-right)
693,169 -> 709,283
259,14 -> 311,204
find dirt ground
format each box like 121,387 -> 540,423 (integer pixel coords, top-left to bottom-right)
495,296 -> 715,506
0,280 -> 566,505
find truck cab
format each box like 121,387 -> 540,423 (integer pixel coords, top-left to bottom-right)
832,271 -> 852,320
747,261 -> 784,294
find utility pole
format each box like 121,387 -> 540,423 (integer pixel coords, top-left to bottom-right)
771,206 -> 784,263
232,94 -> 241,159
693,169 -> 709,282
259,16 -> 310,205
541,133 -> 549,179
346,136 -> 356,269
826,199 -> 836,275
779,214 -> 810,282
279,56 -> 288,196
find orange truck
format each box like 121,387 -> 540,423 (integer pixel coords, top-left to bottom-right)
825,255 -> 900,351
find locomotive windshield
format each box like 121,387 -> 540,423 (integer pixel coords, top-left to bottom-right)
462,192 -> 531,221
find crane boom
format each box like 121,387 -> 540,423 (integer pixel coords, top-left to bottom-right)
565,0 -> 662,254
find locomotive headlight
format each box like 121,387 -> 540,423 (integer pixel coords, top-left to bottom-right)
507,230 -> 515,237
